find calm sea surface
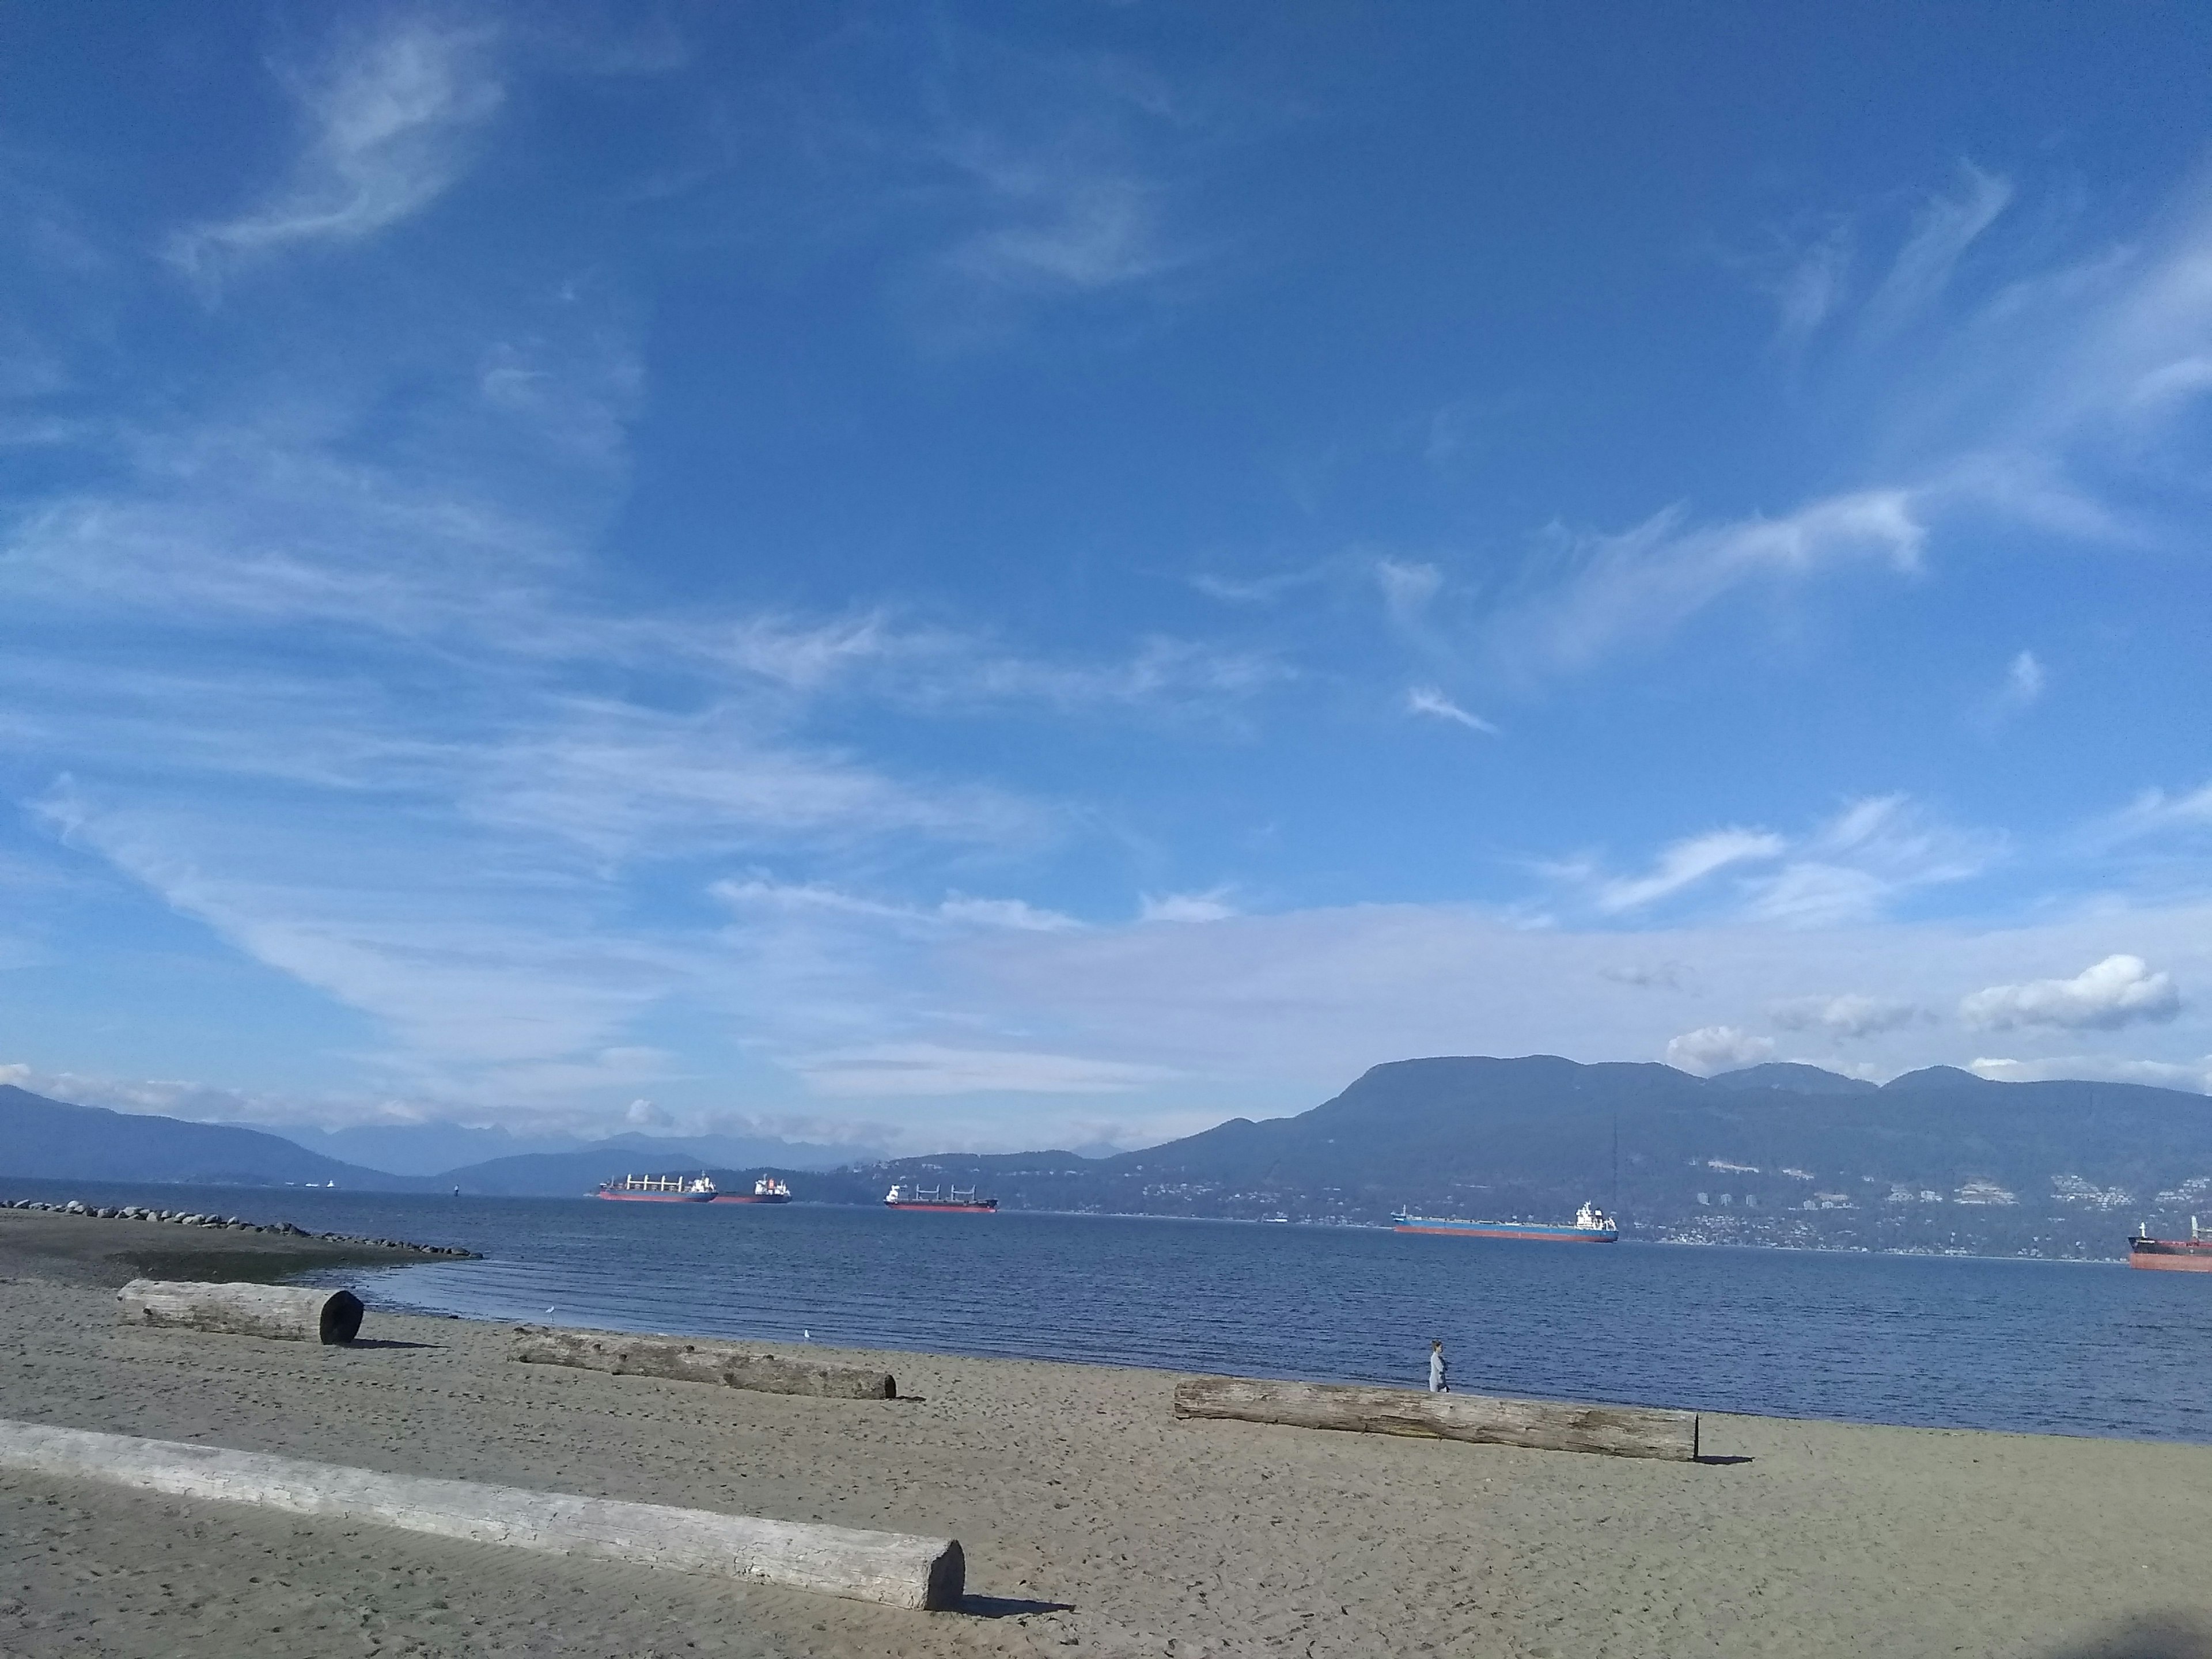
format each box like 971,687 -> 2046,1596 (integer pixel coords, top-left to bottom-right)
19,1180 -> 2211,1444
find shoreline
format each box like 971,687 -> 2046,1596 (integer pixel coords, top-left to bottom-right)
0,1204 -> 472,1290
0,1177 -> 2141,1264
1,1253 -> 2209,1654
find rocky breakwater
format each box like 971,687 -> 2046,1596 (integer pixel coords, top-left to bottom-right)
0,1198 -> 473,1257
0,1198 -> 476,1287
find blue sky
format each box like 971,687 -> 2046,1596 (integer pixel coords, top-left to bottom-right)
3,3 -> 2211,1152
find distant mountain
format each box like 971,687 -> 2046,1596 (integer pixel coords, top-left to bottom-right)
12,1059 -> 2212,1259
264,1123 -> 882,1180
264,1122 -> 593,1176
0,1085 -> 423,1191
850,1055 -> 2212,1259
1707,1062 -> 1877,1096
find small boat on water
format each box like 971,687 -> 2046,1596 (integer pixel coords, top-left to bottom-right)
884,1183 -> 998,1213
596,1172 -> 716,1203
1393,1200 -> 1620,1243
2128,1216 -> 2212,1272
712,1175 -> 793,1205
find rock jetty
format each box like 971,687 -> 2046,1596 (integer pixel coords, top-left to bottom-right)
0,1198 -> 474,1257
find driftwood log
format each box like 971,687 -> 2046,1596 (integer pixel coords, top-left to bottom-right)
0,1418 -> 964,1610
1173,1376 -> 1699,1462
511,1327 -> 895,1399
116,1278 -> 364,1344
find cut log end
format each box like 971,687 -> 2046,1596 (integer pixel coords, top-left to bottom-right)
319,1291 -> 365,1345
922,1540 -> 966,1611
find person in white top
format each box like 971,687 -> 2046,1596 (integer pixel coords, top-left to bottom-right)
1428,1339 -> 1448,1393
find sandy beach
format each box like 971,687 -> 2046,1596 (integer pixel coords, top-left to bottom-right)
1,1217 -> 2208,1657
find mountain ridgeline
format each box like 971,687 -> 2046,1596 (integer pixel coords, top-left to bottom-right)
6,1059 -> 2212,1259
857,1056 -> 2212,1259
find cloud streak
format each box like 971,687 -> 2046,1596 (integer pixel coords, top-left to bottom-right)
169,19 -> 505,283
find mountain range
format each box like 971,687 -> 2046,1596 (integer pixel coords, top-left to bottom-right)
850,1057 -> 2212,1259
6,1059 -> 2212,1259
0,1086 -> 868,1195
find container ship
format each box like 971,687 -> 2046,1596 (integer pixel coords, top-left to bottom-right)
713,1176 -> 793,1205
2128,1217 -> 2212,1272
884,1183 -> 997,1213
1393,1200 -> 1619,1243
597,1172 -> 717,1203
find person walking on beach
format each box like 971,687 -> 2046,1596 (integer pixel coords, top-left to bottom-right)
1429,1339 -> 1448,1393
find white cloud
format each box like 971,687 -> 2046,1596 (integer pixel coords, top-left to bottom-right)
1555,797 -> 1990,929
1595,828 -> 1786,914
624,1097 -> 671,1127
1772,993 -> 1925,1039
1862,162 -> 2013,338
1971,649 -> 2046,730
1376,558 -> 1444,627
1968,1054 -> 2212,1093
1495,488 -> 1926,676
1139,889 -> 1238,925
1961,955 -> 2181,1032
713,878 -> 1078,934
2100,780 -> 2212,844
1770,222 -> 1853,349
794,1043 -> 1180,1097
1665,1025 -> 1775,1075
168,20 -> 504,282
1405,686 -> 1497,734
1742,795 -> 1997,927
937,895 -> 1081,933
948,170 -> 1172,293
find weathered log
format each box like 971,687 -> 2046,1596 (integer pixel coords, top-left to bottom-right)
512,1326 -> 895,1399
1173,1375 -> 1699,1462
116,1278 -> 363,1344
0,1418 -> 963,1609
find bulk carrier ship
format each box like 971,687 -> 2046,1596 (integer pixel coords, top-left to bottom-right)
1393,1200 -> 1619,1243
884,1183 -> 997,1213
713,1176 -> 792,1205
594,1173 -> 794,1205
2128,1217 -> 2212,1272
597,1172 -> 717,1203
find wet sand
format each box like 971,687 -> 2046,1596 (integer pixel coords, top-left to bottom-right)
1,1232 -> 2209,1657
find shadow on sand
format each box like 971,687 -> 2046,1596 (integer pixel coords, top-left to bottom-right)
961,1595 -> 1077,1619
339,1338 -> 440,1351
2042,1615 -> 2212,1659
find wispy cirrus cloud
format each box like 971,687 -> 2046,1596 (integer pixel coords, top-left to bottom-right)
1771,992 -> 1926,1039
1491,488 -> 1927,678
168,18 -> 506,285
1404,685 -> 1496,734
1861,162 -> 2013,339
1549,796 -> 1996,928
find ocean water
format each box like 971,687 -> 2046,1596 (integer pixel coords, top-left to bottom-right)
16,1180 -> 2211,1444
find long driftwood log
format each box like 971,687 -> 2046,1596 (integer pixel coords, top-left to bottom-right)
511,1326 -> 896,1400
116,1278 -> 365,1344
1173,1376 -> 1699,1462
0,1418 -> 964,1609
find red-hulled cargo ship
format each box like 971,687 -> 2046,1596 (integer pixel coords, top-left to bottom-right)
2128,1217 -> 2212,1272
712,1176 -> 793,1205
884,1183 -> 997,1213
596,1172 -> 716,1203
